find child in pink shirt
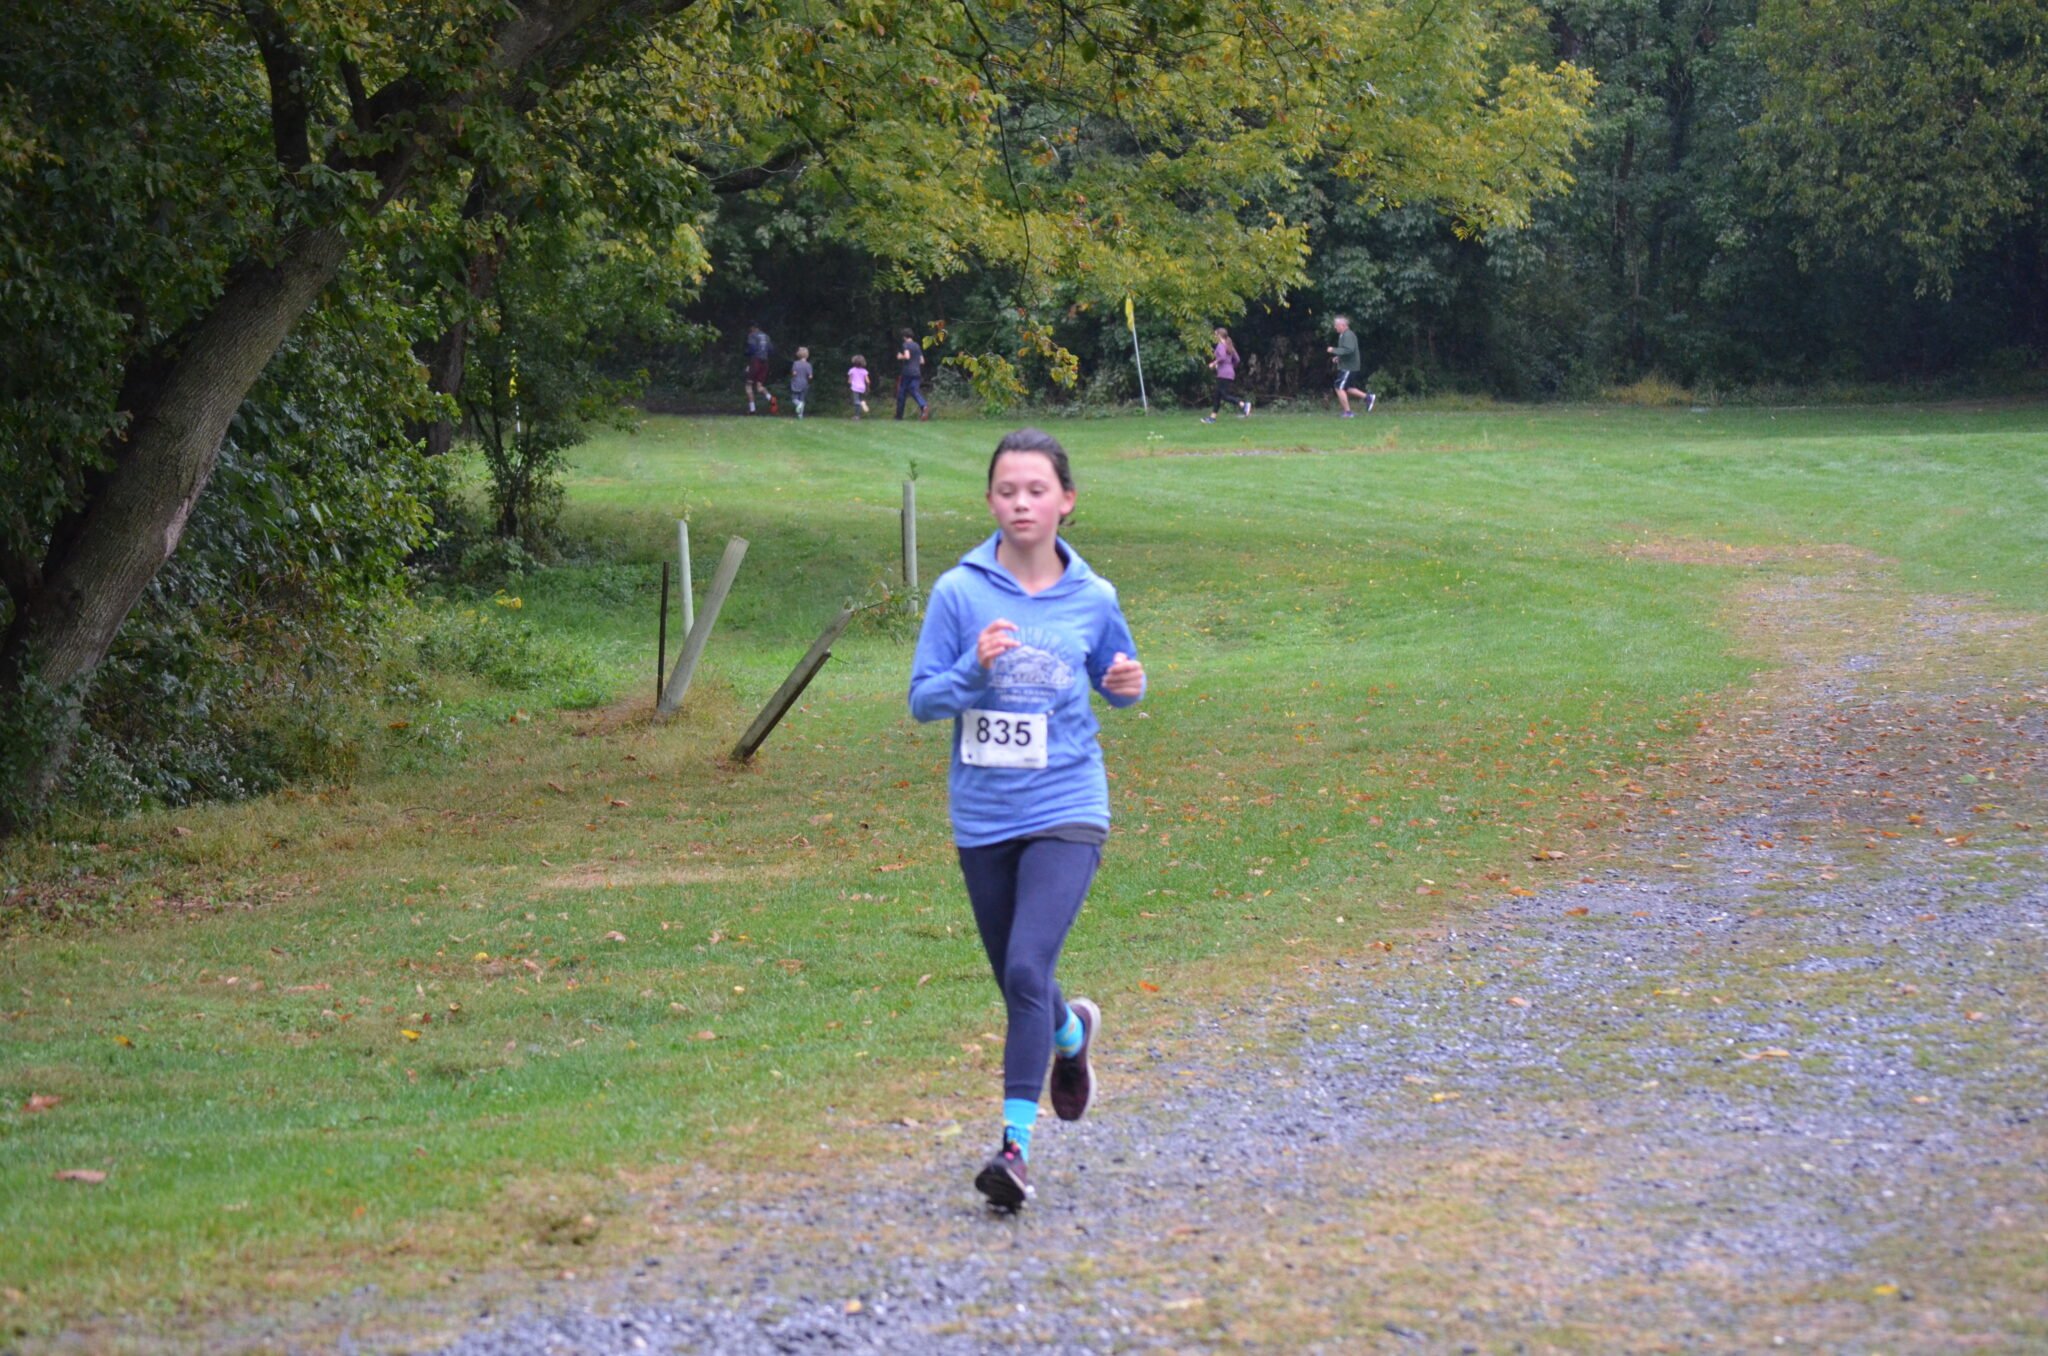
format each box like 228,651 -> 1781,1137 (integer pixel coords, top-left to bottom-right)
848,355 -> 871,419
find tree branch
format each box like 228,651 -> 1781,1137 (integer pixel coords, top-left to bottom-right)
238,0 -> 314,171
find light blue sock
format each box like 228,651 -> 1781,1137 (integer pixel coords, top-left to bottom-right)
1053,1005 -> 1084,1058
1002,1097 -> 1038,1160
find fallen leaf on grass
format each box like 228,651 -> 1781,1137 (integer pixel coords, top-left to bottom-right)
1531,849 -> 1566,861
401,1029 -> 421,1041
916,974 -> 932,986
844,1299 -> 863,1316
24,1095 -> 61,1114
1563,906 -> 1589,917
54,1170 -> 106,1184
1965,1010 -> 1989,1022
1138,980 -> 1160,992
1741,1047 -> 1793,1060
1160,1297 -> 1205,1312
693,1030 -> 717,1041
284,982 -> 331,993
603,931 -> 627,943
112,1035 -> 134,1048
608,797 -> 631,809
1505,996 -> 1531,1008
1507,887 -> 1537,898
1429,1091 -> 1461,1103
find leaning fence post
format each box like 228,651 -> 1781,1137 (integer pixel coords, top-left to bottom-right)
656,560 -> 670,709
900,479 -> 919,613
658,535 -> 747,716
677,519 -> 695,638
730,604 -> 857,762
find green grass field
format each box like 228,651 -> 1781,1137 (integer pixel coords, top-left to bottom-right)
4,403 -> 2046,1330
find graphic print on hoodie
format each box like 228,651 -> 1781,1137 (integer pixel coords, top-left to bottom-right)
908,533 -> 1143,847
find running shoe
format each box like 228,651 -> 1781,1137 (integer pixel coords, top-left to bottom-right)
768,395 -> 779,415
1049,997 -> 1100,1121
1365,392 -> 1377,412
1341,410 -> 1356,418
975,1137 -> 1032,1211
1239,400 -> 1251,417
1200,414 -> 1217,424
918,406 -> 931,422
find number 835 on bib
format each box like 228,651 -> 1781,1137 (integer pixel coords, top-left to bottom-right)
960,708 -> 1049,769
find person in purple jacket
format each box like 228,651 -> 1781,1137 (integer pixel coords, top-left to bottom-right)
908,428 -> 1148,1210
1201,325 -> 1250,422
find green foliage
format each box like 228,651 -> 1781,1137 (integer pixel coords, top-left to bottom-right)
1750,0 -> 2048,297
57,296 -> 437,818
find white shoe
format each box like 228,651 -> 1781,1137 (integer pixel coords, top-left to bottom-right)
1365,392 -> 1377,412
1239,400 -> 1251,417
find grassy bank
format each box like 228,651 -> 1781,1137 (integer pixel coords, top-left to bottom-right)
3,403 -> 2046,1332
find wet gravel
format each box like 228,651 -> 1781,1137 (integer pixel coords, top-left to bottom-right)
301,582 -> 2048,1356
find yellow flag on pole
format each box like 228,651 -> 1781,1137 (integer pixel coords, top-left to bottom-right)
1123,295 -> 1148,410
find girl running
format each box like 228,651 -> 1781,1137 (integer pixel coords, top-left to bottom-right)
1202,326 -> 1249,423
909,428 -> 1147,1210
848,354 -> 871,418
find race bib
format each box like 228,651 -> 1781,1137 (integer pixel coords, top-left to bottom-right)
960,708 -> 1048,769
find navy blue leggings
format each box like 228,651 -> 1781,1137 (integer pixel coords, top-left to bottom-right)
895,373 -> 926,417
956,837 -> 1100,1103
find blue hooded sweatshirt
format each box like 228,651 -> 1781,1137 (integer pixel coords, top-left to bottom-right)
909,533 -> 1144,847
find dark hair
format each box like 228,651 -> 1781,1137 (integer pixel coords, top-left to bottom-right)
987,428 -> 1075,490
901,328 -> 916,340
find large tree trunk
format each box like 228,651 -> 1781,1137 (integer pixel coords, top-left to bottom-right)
0,0 -> 703,836
0,227 -> 351,833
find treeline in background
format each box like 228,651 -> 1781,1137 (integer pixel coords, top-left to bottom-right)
658,0 -> 2048,408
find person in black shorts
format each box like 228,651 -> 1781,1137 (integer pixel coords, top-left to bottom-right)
1326,316 -> 1376,417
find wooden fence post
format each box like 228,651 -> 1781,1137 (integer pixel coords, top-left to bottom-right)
901,479 -> 919,613
730,604 -> 856,762
677,519 -> 695,638
656,560 -> 670,708
658,535 -> 747,716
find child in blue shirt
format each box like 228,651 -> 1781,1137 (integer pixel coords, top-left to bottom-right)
909,428 -> 1147,1209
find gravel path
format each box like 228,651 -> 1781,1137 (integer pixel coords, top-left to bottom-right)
330,575 -> 2047,1354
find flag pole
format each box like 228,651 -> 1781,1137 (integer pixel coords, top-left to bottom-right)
1125,294 -> 1149,411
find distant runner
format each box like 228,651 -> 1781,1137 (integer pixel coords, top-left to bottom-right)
896,328 -> 931,421
789,346 -> 813,419
744,324 -> 777,415
908,428 -> 1147,1211
1326,316 -> 1376,417
848,354 -> 871,419
1201,326 -> 1249,423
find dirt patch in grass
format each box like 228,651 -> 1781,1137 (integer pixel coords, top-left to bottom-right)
1617,534 -> 1886,569
540,858 -> 808,892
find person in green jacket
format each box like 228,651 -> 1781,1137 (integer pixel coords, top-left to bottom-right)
1326,316 -> 1377,417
